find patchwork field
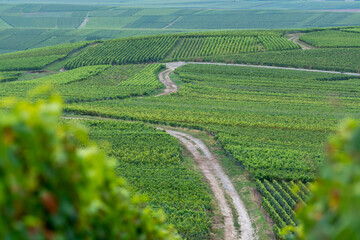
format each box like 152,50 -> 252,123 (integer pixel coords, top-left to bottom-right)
1,0 -> 360,10
82,120 -> 214,239
1,26 -> 360,239
1,2 -> 360,53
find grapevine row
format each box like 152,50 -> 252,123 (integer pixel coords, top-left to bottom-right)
256,179 -> 310,239
258,36 -> 301,51
171,36 -> 261,59
65,37 -> 179,69
0,64 -> 165,103
81,120 -> 213,239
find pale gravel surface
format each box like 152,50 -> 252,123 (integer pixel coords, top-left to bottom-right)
287,33 -> 314,50
63,116 -> 257,239
162,16 -> 182,29
78,12 -> 89,29
64,59 -> 360,239
165,129 -> 256,240
156,62 -> 360,96
186,62 -> 360,76
155,62 -> 186,97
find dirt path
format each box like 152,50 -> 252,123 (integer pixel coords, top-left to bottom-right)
165,129 -> 256,240
78,12 -> 89,29
155,62 -> 186,97
183,62 -> 360,76
64,114 -> 256,239
162,16 -> 182,30
287,33 -> 314,50
156,61 -> 360,96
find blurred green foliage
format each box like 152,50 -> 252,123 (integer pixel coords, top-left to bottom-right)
0,95 -> 181,240
282,119 -> 360,240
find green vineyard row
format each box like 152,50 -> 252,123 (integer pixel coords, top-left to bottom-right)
0,64 -> 163,103
0,42 -> 88,71
80,120 -> 213,239
256,179 -> 310,239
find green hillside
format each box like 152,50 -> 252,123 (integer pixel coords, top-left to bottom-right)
1,2 -> 360,54
1,27 -> 360,239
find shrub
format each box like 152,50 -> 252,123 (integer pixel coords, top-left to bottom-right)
0,95 -> 181,240
282,119 -> 360,239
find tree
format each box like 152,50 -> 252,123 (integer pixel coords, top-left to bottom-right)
0,95 -> 181,240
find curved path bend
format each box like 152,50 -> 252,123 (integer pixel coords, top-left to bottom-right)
165,129 -> 256,240
184,62 -> 360,76
66,60 -> 360,239
155,62 -> 186,97
64,115 -> 257,239
156,61 -> 360,96
287,33 -> 314,50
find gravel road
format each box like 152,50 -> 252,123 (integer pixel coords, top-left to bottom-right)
166,129 -> 256,240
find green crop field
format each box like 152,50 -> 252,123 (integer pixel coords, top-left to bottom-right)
0,41 -> 88,71
204,48 -> 360,73
344,27 -> 360,33
300,30 -> 360,47
256,179 -> 310,238
65,36 -> 179,69
58,60 -> 360,238
0,28 -> 184,53
66,63 -> 360,179
1,1 -> 360,10
1,2 -> 360,54
78,119 -> 213,239
1,13 -> 360,240
0,71 -> 21,82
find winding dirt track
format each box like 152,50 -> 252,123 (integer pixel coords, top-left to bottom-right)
78,12 -> 89,29
64,114 -> 257,239
156,69 -> 178,97
156,61 -> 360,96
186,62 -> 360,76
165,129 -> 256,240
287,33 -> 313,50
65,59 -> 360,239
155,62 -> 186,97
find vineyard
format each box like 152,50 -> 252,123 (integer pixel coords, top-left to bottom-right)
1,3 -> 360,54
63,62 -> 360,238
0,65 -> 109,98
299,30 -> 360,48
0,64 -> 163,102
0,31 -> 302,72
1,27 -> 360,239
0,42 -> 88,71
204,48 -> 360,73
66,63 -> 360,180
0,71 -> 21,83
343,27 -> 360,33
170,35 -> 300,59
64,36 -> 179,69
170,36 -> 261,59
80,119 -> 213,239
256,179 -> 310,239
63,33 -> 300,69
